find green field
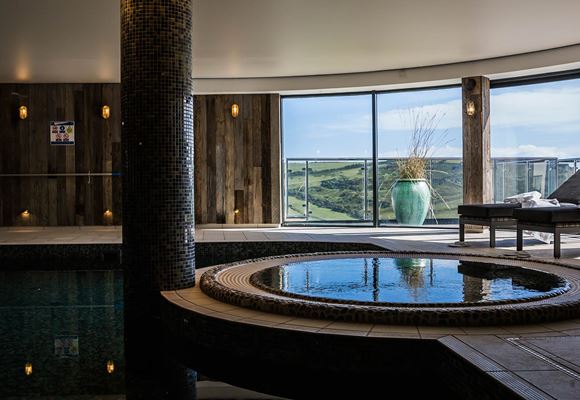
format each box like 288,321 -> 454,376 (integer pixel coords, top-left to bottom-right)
285,159 -> 463,223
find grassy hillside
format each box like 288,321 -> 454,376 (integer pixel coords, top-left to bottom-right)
285,159 -> 463,223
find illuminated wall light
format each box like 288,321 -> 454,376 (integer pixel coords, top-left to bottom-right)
106,360 -> 115,374
24,362 -> 32,376
21,209 -> 30,218
101,105 -> 111,119
103,209 -> 113,225
19,105 -> 28,120
233,208 -> 240,215
231,103 -> 239,118
466,100 -> 476,116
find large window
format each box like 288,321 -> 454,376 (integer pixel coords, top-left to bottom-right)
377,87 -> 463,224
283,95 -> 373,223
282,87 -> 463,225
491,77 -> 580,201
281,74 -> 580,225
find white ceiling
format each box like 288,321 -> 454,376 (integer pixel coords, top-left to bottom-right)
0,0 -> 579,84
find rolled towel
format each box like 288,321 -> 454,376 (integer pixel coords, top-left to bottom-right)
504,191 -> 542,204
524,198 -> 559,208
522,197 -> 559,244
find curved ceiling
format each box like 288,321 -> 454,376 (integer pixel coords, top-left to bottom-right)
195,0 -> 580,78
0,0 -> 579,85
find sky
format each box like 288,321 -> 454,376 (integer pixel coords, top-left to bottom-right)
282,79 -> 580,160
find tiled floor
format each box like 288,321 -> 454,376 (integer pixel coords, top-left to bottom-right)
0,226 -> 122,244
2,224 -> 580,264
3,225 -> 580,271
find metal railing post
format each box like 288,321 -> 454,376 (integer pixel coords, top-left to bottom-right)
363,160 -> 369,221
426,159 -> 431,219
526,160 -> 532,193
284,159 -> 288,220
549,159 -> 557,195
304,160 -> 309,220
372,93 -> 379,227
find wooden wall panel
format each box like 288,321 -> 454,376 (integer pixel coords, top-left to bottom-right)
0,83 -> 121,226
194,94 -> 281,224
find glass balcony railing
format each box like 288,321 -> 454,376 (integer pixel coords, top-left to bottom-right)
285,159 -> 370,222
284,157 -> 580,225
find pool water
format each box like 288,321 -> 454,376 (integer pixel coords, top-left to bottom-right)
253,257 -> 567,304
0,270 -> 277,399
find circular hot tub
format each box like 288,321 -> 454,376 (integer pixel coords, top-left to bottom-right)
250,256 -> 568,307
199,252 -> 580,326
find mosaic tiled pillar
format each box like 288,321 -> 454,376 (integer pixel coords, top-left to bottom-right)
121,0 -> 195,291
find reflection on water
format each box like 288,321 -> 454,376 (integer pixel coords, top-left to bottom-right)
0,270 -> 124,398
0,270 -> 282,399
258,257 -> 566,304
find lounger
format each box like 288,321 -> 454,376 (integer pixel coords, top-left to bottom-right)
515,206 -> 580,258
457,203 -> 521,247
513,171 -> 580,258
458,170 -> 580,249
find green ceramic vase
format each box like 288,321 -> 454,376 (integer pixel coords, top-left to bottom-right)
391,179 -> 431,225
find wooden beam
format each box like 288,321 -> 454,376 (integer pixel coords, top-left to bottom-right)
462,76 -> 492,232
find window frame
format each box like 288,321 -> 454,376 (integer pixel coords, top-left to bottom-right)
280,84 -> 462,227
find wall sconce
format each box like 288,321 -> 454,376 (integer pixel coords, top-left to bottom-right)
231,103 -> 239,118
24,362 -> 32,376
106,360 -> 115,374
19,105 -> 28,120
465,100 -> 476,116
234,208 -> 240,215
21,209 -> 30,218
101,105 -> 111,119
104,209 -> 113,217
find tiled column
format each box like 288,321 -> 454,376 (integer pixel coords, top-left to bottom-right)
121,0 -> 195,290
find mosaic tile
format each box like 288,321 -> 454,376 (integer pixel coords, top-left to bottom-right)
121,0 -> 195,290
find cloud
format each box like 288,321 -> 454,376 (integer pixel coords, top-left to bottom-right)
379,145 -> 462,158
376,85 -> 580,134
491,144 -> 580,158
311,113 -> 371,137
378,100 -> 463,131
431,145 -> 463,158
491,87 -> 580,129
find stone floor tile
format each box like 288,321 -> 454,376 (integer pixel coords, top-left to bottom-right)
284,318 -> 333,328
371,324 -> 420,334
514,370 -> 580,400
326,321 -> 373,332
457,335 -> 557,372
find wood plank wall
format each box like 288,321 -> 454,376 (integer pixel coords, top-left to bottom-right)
0,83 -> 121,226
194,94 -> 281,224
